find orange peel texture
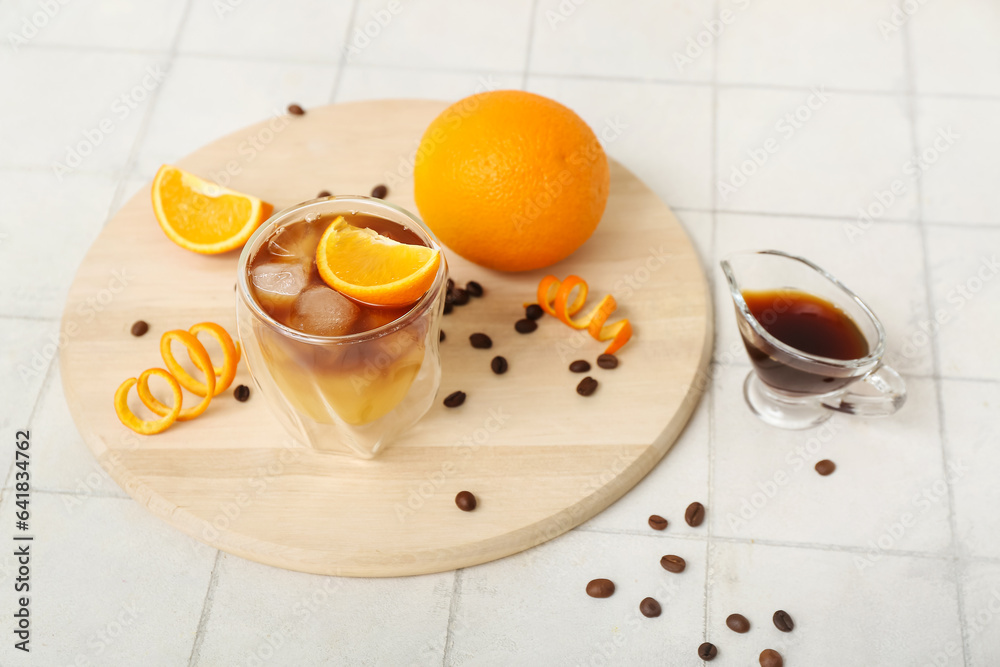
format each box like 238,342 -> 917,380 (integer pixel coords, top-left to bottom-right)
536,274 -> 633,355
114,368 -> 183,435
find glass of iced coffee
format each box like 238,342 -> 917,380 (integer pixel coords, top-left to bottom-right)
236,196 -> 447,458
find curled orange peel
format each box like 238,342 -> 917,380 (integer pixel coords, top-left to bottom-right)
143,330 -> 216,421
188,322 -> 239,397
114,368 -> 182,435
536,274 -> 633,355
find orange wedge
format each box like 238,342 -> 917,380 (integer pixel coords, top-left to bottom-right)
316,216 -> 441,307
151,165 -> 273,254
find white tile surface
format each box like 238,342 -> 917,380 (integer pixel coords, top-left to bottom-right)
714,213 -> 933,376
917,98 -> 1000,225
134,55 -> 338,178
706,541 -> 964,665
926,226 -> 1000,380
529,0 -> 716,83
448,530 -> 706,665
961,561 -> 1000,667
345,0 -> 535,72
0,171 -> 118,319
0,493 -> 216,666
941,379 -> 1000,559
192,553 -> 452,666
715,87 -> 916,218
336,65 -> 521,103
712,367 -> 952,553
0,0 -> 186,51
0,49 -> 168,171
716,0 -> 907,91
911,0 -> 1000,97
528,76 -> 714,210
179,0 -> 354,62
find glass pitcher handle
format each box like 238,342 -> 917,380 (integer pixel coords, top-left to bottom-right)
820,364 -> 907,417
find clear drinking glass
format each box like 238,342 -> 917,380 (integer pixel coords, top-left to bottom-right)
721,249 -> 906,429
236,196 -> 447,458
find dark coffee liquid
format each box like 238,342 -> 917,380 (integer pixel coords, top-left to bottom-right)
740,289 -> 869,394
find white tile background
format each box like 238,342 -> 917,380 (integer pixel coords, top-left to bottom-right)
2,0 -> 999,665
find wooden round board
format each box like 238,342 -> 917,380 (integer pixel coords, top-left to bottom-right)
61,100 -> 712,577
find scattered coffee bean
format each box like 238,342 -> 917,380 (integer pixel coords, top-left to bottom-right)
130,320 -> 149,337
233,384 -> 250,402
586,579 -> 615,598
514,318 -> 537,334
596,353 -> 619,369
815,459 -> 836,476
455,490 -> 477,511
469,333 -> 492,349
447,278 -> 455,292
465,281 -> 484,297
772,609 -> 794,632
648,514 -> 667,530
726,613 -> 750,633
317,189 -> 331,198
698,642 -> 718,661
639,597 -> 662,618
685,501 -> 705,527
576,376 -> 598,397
370,184 -> 388,199
443,302 -> 454,315
452,288 -> 470,305
759,649 -> 783,667
525,304 -> 544,320
569,360 -> 591,373
445,291 -> 456,306
660,555 -> 686,573
439,330 -> 445,342
287,103 -> 305,115
491,356 -> 508,375
443,391 -> 466,408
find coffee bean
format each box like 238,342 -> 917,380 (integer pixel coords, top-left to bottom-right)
525,304 -> 544,320
443,302 -> 454,315
726,613 -> 750,633
317,189 -> 331,198
439,330 -> 445,342
660,555 -> 686,573
685,501 -> 705,527
455,490 -> 477,511
576,376 -> 598,396
569,360 -> 591,373
772,609 -> 794,632
469,333 -> 492,349
815,459 -> 836,476
465,281 -> 484,297
596,353 -> 618,369
287,103 -> 305,115
447,278 -> 455,292
491,356 -> 508,374
453,288 -> 470,306
443,391 -> 466,408
445,291 -> 456,305
698,642 -> 718,661
759,649 -> 783,667
370,184 -> 388,199
639,597 -> 661,618
648,514 -> 667,530
233,384 -> 250,402
130,320 -> 149,337
586,579 -> 615,598
514,318 -> 537,334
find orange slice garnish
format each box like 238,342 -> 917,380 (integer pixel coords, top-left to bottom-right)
114,368 -> 182,435
151,165 -> 273,255
141,330 -> 216,421
537,274 -> 633,355
315,216 -> 440,307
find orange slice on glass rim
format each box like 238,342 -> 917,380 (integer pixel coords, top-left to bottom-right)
315,216 -> 440,307
151,165 -> 273,254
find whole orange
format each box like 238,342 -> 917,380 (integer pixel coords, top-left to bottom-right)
413,90 -> 610,272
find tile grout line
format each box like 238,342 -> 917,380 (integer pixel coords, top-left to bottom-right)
327,0 -> 362,104
901,20 -> 971,666
3,350 -> 61,489
187,550 -> 223,667
520,0 -> 541,90
441,568 -> 464,667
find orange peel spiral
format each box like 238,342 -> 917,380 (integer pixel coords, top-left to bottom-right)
536,274 -> 633,355
113,368 -> 183,435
